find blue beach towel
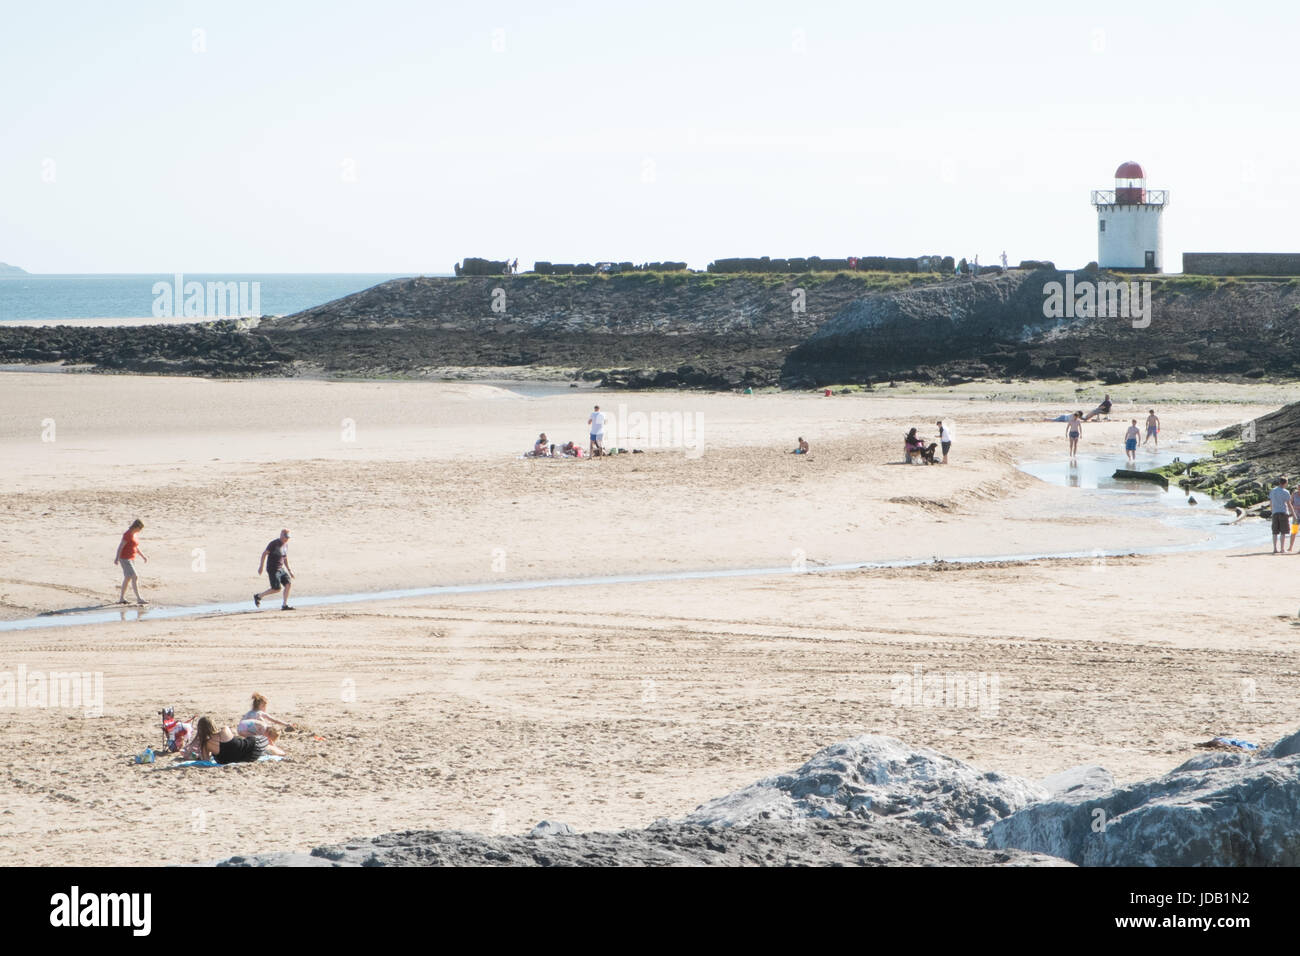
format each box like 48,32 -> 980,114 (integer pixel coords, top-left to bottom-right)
159,756 -> 285,769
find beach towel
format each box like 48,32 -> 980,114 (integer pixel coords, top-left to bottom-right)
1194,737 -> 1259,752
159,756 -> 286,769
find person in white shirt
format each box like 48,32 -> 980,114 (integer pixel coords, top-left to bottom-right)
588,405 -> 606,457
936,420 -> 953,464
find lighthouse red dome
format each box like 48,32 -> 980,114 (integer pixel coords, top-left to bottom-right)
1115,161 -> 1145,179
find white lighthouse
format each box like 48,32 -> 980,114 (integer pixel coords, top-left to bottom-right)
1091,161 -> 1168,272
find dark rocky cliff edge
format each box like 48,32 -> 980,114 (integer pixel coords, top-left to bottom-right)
782,268 -> 1300,387
3,270 -> 1300,389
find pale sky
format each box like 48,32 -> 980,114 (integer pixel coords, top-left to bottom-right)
4,0 -> 1298,274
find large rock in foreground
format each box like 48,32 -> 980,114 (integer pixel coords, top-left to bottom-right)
683,735 -> 1049,846
988,740 -> 1300,866
215,817 -> 1068,867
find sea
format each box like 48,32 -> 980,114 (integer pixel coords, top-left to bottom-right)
0,273 -> 428,323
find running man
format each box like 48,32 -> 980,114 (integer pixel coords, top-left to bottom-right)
1144,409 -> 1161,448
937,420 -> 953,464
114,519 -> 148,605
1066,413 -> 1083,458
588,405 -> 606,457
1269,478 -> 1295,554
1124,419 -> 1141,463
254,529 -> 295,609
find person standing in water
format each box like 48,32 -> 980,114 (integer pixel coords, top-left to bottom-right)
1066,413 -> 1083,458
1124,419 -> 1141,464
254,528 -> 295,610
114,519 -> 148,605
1144,409 -> 1161,448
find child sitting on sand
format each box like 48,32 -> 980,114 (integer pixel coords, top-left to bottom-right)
792,437 -> 809,454
237,692 -> 296,737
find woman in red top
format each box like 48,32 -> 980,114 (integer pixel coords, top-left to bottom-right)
115,519 -> 148,604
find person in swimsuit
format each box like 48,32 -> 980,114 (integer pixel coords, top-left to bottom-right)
114,519 -> 148,605
1124,419 -> 1140,463
237,692 -> 296,737
1066,413 -> 1083,458
254,528 -> 294,610
1144,409 -> 1161,448
194,716 -> 286,764
793,437 -> 809,455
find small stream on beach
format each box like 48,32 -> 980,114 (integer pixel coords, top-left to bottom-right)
0,435 -> 1260,633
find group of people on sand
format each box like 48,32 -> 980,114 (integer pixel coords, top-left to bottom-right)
1266,477 -> 1300,554
114,522 -> 299,610
192,693 -> 294,764
904,421 -> 953,465
526,405 -> 607,458
1064,404 -> 1161,461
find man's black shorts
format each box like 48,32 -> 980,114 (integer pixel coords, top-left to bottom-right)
268,568 -> 290,590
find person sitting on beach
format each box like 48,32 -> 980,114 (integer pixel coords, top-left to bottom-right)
194,716 -> 286,764
793,437 -> 809,455
528,433 -> 551,457
237,692 -> 296,737
1083,394 -> 1112,422
904,429 -> 936,465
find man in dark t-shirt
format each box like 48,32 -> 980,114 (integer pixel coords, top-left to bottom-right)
254,528 -> 295,609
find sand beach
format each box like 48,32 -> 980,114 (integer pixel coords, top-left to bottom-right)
0,371 -> 1296,865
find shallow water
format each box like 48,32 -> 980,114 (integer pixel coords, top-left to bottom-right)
0,438 -> 1262,633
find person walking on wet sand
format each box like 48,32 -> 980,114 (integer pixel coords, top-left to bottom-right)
254,529 -> 295,609
114,519 -> 148,605
1144,409 -> 1161,448
1124,419 -> 1141,464
1066,413 -> 1083,458
1269,478 -> 1295,554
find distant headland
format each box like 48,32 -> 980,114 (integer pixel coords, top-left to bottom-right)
0,262 -> 29,276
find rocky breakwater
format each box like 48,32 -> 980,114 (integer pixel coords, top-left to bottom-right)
213,726 -> 1300,866
782,269 -> 1300,387
262,273 -> 941,389
0,319 -> 291,376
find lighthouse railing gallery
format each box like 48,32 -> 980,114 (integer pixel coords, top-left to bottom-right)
1091,189 -> 1170,206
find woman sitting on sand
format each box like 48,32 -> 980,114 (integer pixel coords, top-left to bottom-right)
792,437 -> 809,455
528,433 -> 551,457
195,716 -> 286,764
237,692 -> 296,737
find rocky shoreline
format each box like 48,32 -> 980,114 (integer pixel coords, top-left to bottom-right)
212,730 -> 1300,867
4,270 -> 1300,390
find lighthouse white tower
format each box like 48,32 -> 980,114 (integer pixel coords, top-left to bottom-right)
1091,161 -> 1168,272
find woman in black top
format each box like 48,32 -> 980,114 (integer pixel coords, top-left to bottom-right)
194,716 -> 285,763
